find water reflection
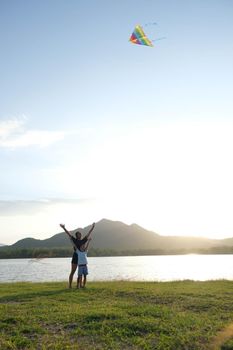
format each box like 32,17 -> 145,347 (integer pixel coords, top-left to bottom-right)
0,255 -> 232,283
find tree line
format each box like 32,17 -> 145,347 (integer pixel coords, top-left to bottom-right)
0,246 -> 233,259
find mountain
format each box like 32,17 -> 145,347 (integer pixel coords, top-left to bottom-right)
10,233 -> 71,249
0,243 -> 6,247
8,219 -> 161,250
2,219 -> 233,252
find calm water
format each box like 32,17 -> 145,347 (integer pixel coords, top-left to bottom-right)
0,255 -> 233,283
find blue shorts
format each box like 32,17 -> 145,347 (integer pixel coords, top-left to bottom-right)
78,265 -> 88,276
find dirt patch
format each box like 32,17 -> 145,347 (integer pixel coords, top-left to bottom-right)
209,323 -> 233,350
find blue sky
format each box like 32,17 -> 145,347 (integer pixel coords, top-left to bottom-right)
1,0 -> 233,244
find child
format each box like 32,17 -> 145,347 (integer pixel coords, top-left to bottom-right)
76,238 -> 91,289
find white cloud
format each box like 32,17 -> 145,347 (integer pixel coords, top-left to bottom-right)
0,198 -> 91,216
1,130 -> 65,148
0,117 -> 65,148
0,118 -> 25,139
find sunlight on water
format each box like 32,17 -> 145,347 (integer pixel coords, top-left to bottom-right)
0,255 -> 232,283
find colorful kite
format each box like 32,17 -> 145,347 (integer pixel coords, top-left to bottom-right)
129,25 -> 153,47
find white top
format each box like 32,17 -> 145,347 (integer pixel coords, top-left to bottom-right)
76,249 -> 88,265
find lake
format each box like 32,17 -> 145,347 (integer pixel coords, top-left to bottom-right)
0,254 -> 233,283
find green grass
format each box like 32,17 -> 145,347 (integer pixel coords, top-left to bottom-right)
0,281 -> 233,349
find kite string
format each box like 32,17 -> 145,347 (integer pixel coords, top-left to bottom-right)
10,257 -> 47,282
151,37 -> 166,42
143,23 -> 166,43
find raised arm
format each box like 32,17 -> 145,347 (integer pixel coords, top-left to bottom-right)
84,222 -> 95,240
60,223 -> 72,238
60,223 -> 76,249
83,238 -> 92,251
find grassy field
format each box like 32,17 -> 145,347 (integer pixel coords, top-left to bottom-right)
0,281 -> 233,349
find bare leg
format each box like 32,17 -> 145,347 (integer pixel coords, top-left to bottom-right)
77,276 -> 82,289
69,263 -> 77,288
82,275 -> 87,288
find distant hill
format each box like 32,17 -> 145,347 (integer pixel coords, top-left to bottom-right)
1,219 -> 233,252
0,243 -> 6,247
10,233 -> 71,249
